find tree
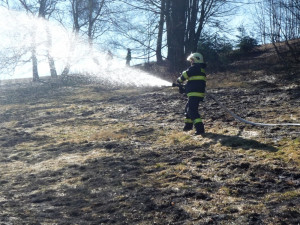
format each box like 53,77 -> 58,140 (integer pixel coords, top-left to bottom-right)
105,0 -> 162,64
30,25 -> 40,81
68,0 -> 108,44
197,33 -> 233,71
237,36 -> 258,53
0,11 -> 31,79
254,0 -> 300,41
108,0 -> 235,69
12,0 -> 60,80
156,0 -> 165,63
60,0 -> 112,75
236,26 -> 258,54
164,0 -> 235,70
38,0 -> 59,78
253,0 -> 300,62
165,0 -> 186,70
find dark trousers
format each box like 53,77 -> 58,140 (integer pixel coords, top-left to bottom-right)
185,96 -> 203,122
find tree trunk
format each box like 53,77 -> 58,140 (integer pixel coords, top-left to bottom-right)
48,55 -> 57,78
45,24 -> 58,78
61,64 -> 70,76
185,0 -> 198,55
156,0 -> 165,63
31,28 -> 39,82
88,0 -> 94,48
185,0 -> 215,55
32,47 -> 39,82
166,0 -> 187,71
62,0 -> 81,77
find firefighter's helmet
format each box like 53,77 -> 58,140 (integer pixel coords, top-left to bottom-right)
187,52 -> 204,63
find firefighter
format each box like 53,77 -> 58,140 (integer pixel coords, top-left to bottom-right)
177,52 -> 206,135
126,48 -> 131,66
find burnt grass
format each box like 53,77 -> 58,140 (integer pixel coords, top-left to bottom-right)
0,76 -> 299,225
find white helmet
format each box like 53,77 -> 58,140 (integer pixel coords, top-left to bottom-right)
187,52 -> 204,63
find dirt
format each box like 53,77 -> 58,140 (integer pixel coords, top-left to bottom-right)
0,76 -> 299,225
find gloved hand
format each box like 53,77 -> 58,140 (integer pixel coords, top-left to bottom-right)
172,82 -> 185,94
179,85 -> 185,94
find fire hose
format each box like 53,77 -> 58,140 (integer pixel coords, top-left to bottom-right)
172,83 -> 300,127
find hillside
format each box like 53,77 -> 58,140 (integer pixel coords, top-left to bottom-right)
0,47 -> 299,224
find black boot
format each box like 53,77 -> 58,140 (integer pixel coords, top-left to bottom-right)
183,123 -> 193,131
194,122 -> 205,135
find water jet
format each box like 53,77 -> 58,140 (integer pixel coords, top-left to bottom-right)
0,7 -> 171,87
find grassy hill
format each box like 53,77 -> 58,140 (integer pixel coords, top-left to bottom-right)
0,44 -> 299,224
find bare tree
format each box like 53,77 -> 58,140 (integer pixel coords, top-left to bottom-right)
254,0 -> 300,62
60,0 -> 111,75
68,0 -> 110,45
164,0 -> 236,70
10,0 -> 60,80
38,0 -> 59,78
185,0 -> 234,54
0,0 -> 9,7
106,0 -> 160,64
45,23 -> 58,78
165,0 -> 186,70
156,0 -> 165,63
110,0 -> 236,70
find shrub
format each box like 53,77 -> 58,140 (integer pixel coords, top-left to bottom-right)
197,35 -> 233,71
237,36 -> 258,54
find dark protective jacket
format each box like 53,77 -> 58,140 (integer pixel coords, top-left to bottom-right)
177,63 -> 206,98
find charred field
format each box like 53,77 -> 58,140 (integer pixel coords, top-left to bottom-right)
0,70 -> 299,225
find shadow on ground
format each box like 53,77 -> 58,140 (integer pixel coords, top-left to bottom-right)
203,132 -> 278,152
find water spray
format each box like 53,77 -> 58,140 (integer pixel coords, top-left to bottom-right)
172,83 -> 300,127
0,7 -> 171,87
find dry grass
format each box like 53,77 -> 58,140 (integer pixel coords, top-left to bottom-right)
0,77 -> 299,224
275,138 -> 300,165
